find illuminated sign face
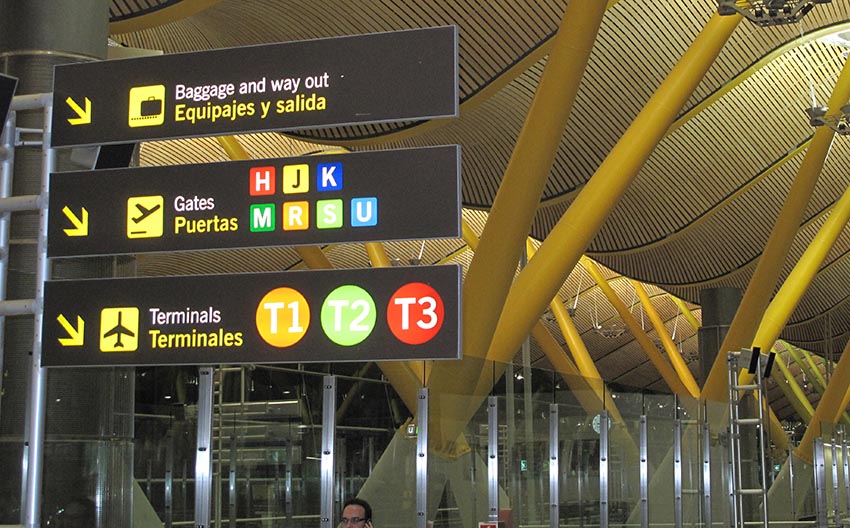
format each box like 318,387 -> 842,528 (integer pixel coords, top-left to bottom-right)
41,265 -> 460,367
48,146 -> 460,257
51,27 -> 458,147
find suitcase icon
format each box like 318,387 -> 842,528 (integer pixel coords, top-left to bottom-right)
128,85 -> 165,128
139,96 -> 162,117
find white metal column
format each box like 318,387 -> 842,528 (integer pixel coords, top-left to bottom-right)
488,395 -> 499,523
320,375 -> 337,528
195,366 -> 214,528
599,410 -> 609,528
640,414 -> 649,528
416,387 -> 429,528
19,94 -> 54,528
549,403 -> 559,528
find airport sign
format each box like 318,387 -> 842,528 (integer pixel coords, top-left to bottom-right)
51,26 -> 458,147
48,145 -> 461,257
42,264 -> 461,367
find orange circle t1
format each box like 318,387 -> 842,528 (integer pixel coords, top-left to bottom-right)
256,287 -> 310,347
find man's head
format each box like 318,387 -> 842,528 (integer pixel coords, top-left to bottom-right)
341,497 -> 372,526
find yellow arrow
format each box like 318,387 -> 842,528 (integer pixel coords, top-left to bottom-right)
61,206 -> 88,236
57,314 -> 84,346
65,96 -> 91,125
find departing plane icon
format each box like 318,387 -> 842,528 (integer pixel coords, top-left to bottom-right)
131,202 -> 161,223
102,311 -> 136,348
126,196 -> 164,239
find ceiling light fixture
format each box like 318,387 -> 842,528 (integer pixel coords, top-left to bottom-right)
718,0 -> 830,26
806,104 -> 850,135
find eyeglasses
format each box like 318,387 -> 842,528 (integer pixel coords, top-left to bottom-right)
341,518 -> 366,525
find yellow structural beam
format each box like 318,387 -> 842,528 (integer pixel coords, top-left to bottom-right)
785,344 -> 825,395
531,321 -> 617,419
737,181 -> 850,393
632,281 -> 701,397
526,241 -> 625,423
427,0 -> 608,453
672,296 -> 701,331
836,382 -> 850,424
532,317 -> 641,466
439,13 -> 740,450
701,54 -> 850,402
785,343 -> 850,427
580,259 -> 693,397
800,347 -> 829,389
460,0 -> 607,363
796,338 -> 850,464
773,352 -> 815,423
481,12 -> 740,377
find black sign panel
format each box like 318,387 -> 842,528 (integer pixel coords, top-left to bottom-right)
48,145 -> 461,257
51,27 -> 458,147
0,74 -> 17,130
42,264 -> 461,367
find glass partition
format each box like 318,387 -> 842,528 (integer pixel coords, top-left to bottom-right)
124,358 -> 835,528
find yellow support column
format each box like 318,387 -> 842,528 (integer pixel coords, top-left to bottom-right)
801,347 -> 830,389
481,13 -> 740,382
633,281 -> 701,397
702,55 -> 850,401
773,352 -> 814,423
796,338 -> 850,464
742,182 -> 850,383
580,259 -> 693,397
526,241 -> 625,422
785,344 -> 850,427
785,344 -> 825,395
531,322 -> 607,417
461,0 -> 607,363
428,0 -> 609,453
671,296 -> 701,331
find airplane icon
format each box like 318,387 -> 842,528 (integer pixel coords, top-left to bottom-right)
131,202 -> 161,224
99,307 -> 139,352
102,311 -> 135,348
126,196 -> 163,239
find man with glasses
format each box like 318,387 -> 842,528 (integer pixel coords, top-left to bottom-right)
340,497 -> 373,527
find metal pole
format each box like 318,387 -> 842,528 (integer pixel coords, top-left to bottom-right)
417,388 -> 429,528
488,395 -> 499,523
843,430 -> 850,519
702,404 -> 712,528
549,403 -> 559,528
727,353 -> 741,528
165,429 -> 174,528
815,438 -> 827,528
788,441 -> 796,523
23,100 -> 53,528
640,414 -> 649,528
320,375 -> 337,528
285,440 -> 294,520
755,355 -> 769,528
0,109 -> 16,419
506,363 -> 518,523
195,366 -> 214,528
522,332 -> 537,523
674,413 -> 683,528
600,410 -> 609,528
229,436 -> 237,528
832,431 -> 841,526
